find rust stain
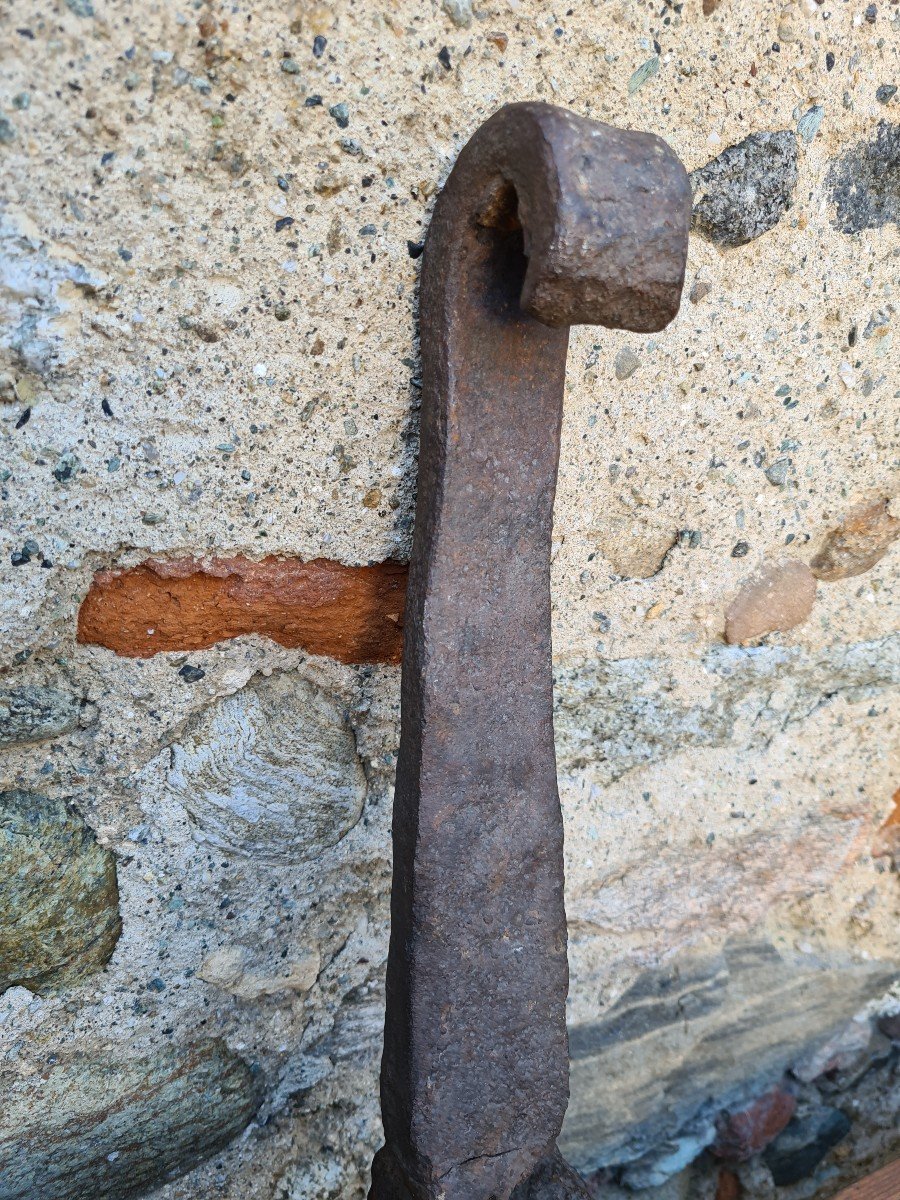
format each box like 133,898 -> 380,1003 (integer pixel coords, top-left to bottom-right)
882,788 -> 900,829
872,787 -> 900,860
77,556 -> 408,664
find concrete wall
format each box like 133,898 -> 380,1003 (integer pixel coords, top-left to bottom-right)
0,1 -> 898,1197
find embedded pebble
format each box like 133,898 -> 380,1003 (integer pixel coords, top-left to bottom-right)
0,686 -> 82,748
725,560 -> 817,644
810,498 -> 900,581
690,131 -> 798,247
442,0 -> 473,28
827,121 -> 900,232
158,672 -> 366,862
614,347 -> 641,380
0,1039 -> 262,1200
198,944 -> 320,999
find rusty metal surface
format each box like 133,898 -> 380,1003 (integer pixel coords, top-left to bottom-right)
370,102 -> 690,1200
833,1158 -> 900,1200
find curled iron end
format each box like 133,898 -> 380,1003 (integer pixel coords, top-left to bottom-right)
440,102 -> 691,332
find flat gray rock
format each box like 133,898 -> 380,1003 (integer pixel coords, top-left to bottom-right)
0,1039 -> 263,1200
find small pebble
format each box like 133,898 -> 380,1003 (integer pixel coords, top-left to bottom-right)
329,101 -> 349,128
876,84 -> 897,104
838,361 -> 856,389
438,46 -> 452,71
614,347 -> 641,380
810,498 -> 899,581
628,57 -> 659,95
725,559 -> 817,644
797,105 -> 824,144
312,35 -> 327,58
442,0 -> 473,28
764,459 -> 790,487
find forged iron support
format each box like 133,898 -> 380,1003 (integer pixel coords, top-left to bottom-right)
370,103 -> 691,1200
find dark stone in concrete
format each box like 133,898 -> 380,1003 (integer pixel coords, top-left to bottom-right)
827,121 -> 900,233
0,789 -> 121,993
0,686 -> 81,747
690,130 -> 798,247
762,1105 -> 852,1186
0,1039 -> 263,1200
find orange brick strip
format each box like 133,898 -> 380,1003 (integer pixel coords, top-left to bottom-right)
77,556 -> 408,665
834,1159 -> 900,1200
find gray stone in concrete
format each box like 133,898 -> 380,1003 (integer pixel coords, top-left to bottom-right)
690,130 -> 798,247
827,121 -> 900,233
554,635 -> 900,784
162,672 -> 366,863
0,685 -> 81,747
560,940 -> 896,1175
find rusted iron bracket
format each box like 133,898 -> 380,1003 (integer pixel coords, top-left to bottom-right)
370,103 -> 690,1200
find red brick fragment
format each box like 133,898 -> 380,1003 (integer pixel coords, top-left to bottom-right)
716,1170 -> 742,1200
77,556 -> 408,665
712,1088 -> 797,1163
